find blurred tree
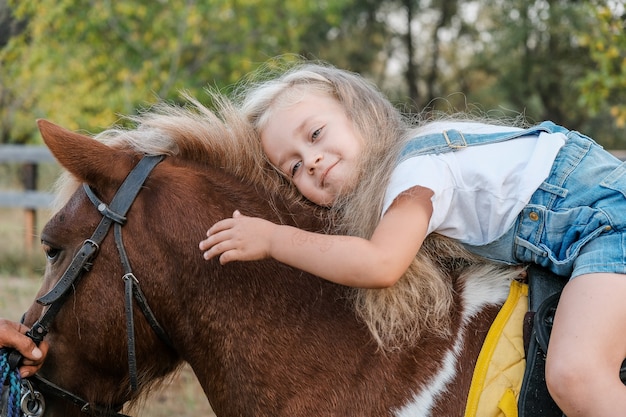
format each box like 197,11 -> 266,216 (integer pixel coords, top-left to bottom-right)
0,0 -> 623,147
0,0 -> 25,48
577,3 -> 626,129
0,0 -> 361,143
377,0 -> 486,112
0,0 -> 27,143
298,0 -> 391,77
367,0 -> 625,146
461,0 -> 597,127
392,0 -> 460,110
444,0 -> 625,147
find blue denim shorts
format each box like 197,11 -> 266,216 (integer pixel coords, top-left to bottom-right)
466,129 -> 626,278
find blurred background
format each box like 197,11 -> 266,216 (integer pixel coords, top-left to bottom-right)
0,0 -> 624,415
1,0 -> 625,144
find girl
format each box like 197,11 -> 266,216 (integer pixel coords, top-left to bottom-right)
199,62 -> 626,417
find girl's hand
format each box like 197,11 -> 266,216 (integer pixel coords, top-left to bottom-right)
199,210 -> 277,264
0,319 -> 49,378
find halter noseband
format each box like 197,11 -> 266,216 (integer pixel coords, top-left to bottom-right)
7,154 -> 171,417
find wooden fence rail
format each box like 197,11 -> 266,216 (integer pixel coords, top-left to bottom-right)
0,145 -> 57,251
0,145 -> 56,209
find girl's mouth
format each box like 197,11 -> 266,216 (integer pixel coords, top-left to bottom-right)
320,161 -> 338,187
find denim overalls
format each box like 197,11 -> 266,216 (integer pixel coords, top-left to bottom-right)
402,121 -> 626,279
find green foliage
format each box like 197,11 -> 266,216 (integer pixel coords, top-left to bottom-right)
0,0 -> 358,143
0,0 -> 623,146
577,4 -> 626,128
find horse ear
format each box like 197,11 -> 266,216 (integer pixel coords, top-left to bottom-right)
37,119 -> 134,186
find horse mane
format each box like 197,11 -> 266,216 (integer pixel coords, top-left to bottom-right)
101,94 -> 282,190
52,93 -> 309,217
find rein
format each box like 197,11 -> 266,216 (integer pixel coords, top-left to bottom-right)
2,154 -> 171,417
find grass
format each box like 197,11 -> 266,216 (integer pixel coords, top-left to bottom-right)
0,207 -> 215,417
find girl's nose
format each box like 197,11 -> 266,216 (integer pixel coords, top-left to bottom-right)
305,154 -> 323,174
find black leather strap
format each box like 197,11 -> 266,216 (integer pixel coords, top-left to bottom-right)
37,155 -> 163,307
518,266 -> 566,417
114,205 -> 174,390
31,374 -> 129,417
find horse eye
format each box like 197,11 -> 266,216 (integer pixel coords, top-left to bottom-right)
42,243 -> 60,262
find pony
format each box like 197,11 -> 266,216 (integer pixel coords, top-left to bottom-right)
19,99 -> 520,417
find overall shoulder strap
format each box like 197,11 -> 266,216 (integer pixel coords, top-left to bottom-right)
400,121 -> 567,161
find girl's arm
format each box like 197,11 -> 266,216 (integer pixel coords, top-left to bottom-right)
199,186 -> 433,288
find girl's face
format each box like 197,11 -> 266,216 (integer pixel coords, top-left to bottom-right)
260,91 -> 363,206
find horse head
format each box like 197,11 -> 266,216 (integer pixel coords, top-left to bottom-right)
23,121 -> 184,415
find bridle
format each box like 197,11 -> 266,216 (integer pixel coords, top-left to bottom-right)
7,154 -> 173,417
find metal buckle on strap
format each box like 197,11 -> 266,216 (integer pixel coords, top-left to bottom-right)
122,273 -> 138,285
442,130 -> 467,149
83,239 -> 99,253
20,379 -> 45,417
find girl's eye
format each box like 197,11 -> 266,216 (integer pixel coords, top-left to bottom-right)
291,161 -> 302,177
311,128 -> 322,140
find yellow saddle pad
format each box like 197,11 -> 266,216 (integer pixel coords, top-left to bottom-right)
465,279 -> 528,417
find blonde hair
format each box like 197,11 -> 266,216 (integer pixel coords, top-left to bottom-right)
234,60 -> 485,349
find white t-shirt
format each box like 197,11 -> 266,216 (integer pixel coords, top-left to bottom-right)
381,122 -> 566,246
